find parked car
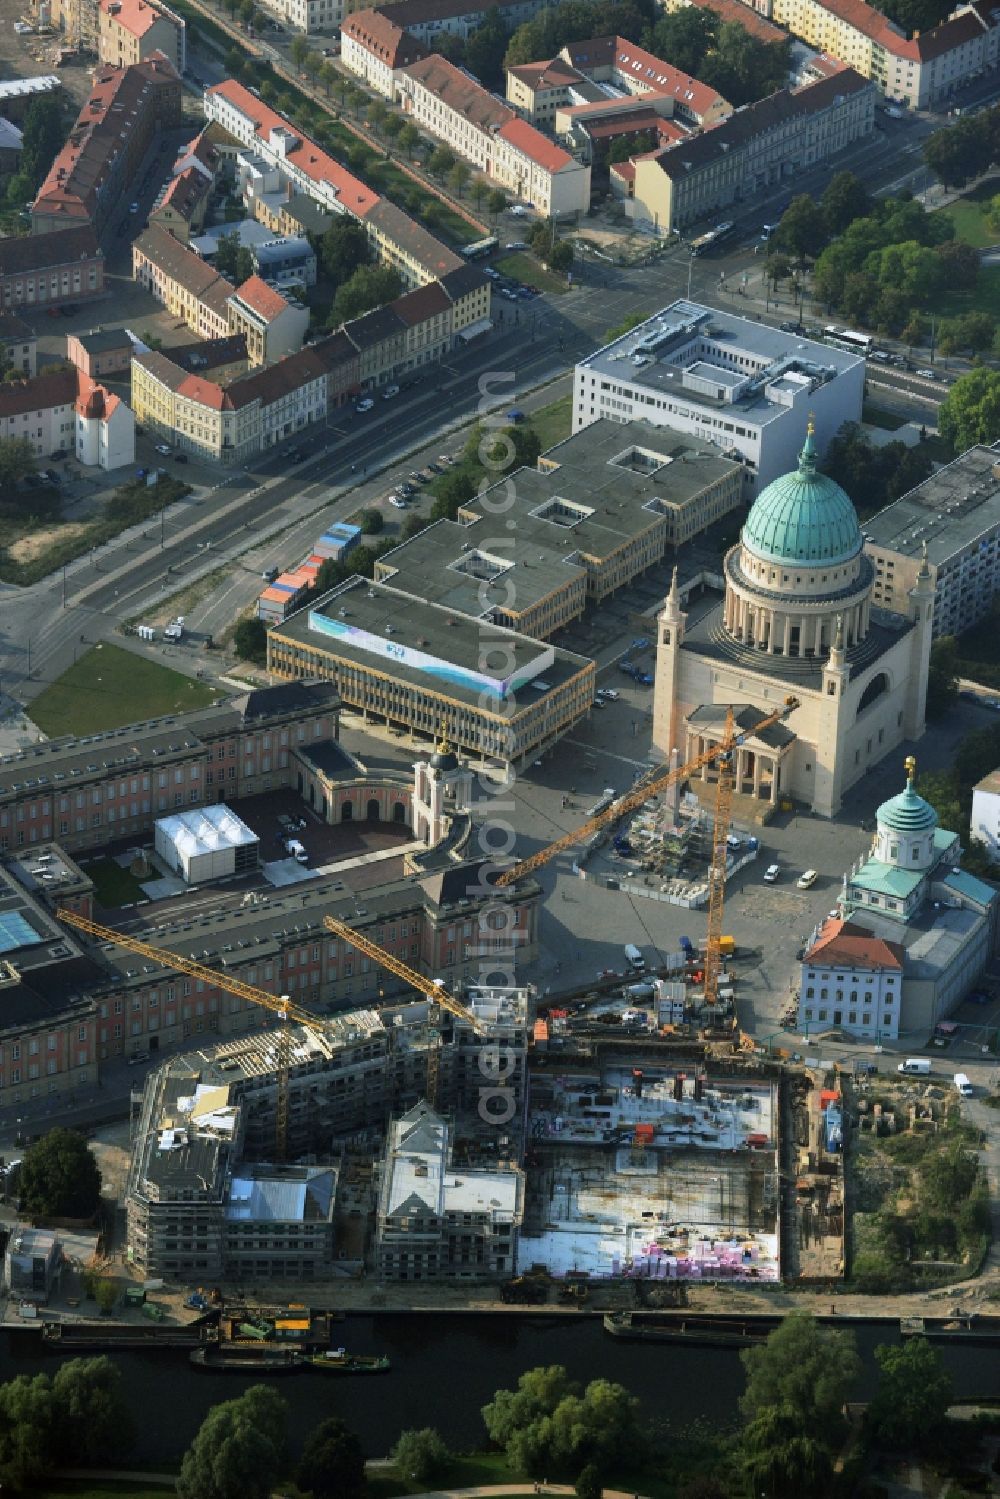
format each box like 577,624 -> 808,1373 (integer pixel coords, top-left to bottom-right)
127,1051 -> 151,1066
763,864 -> 780,883
382,384 -> 400,400
173,452 -> 187,463
129,201 -> 140,213
356,397 -> 374,413
389,496 -> 407,508
262,566 -> 279,582
797,869 -> 818,889
601,688 -> 619,701
155,442 -> 172,455
437,454 -> 454,466
916,368 -> 938,380
484,267 -> 501,280
504,240 -> 529,250
43,468 -> 61,485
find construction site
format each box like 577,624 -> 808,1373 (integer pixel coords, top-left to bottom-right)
517,1062 -> 780,1284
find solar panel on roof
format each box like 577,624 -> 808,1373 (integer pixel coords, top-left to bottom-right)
0,912 -> 43,953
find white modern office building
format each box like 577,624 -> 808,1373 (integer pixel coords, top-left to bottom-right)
572,300 -> 866,496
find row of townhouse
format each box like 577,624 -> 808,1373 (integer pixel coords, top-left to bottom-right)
132,222 -> 309,363
257,0 -> 544,36
31,55 -> 182,241
130,263 -> 489,462
203,80 -> 467,287
749,0 -> 1000,108
393,52 -> 590,216
621,66 -> 876,234
0,365 -> 134,469
340,12 -> 590,214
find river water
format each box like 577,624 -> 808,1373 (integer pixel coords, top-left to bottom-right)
6,1315 -> 1000,1462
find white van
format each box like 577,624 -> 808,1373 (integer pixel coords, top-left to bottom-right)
624,944 -> 645,971
284,838 -> 308,864
897,1058 -> 932,1075
954,1072 -> 974,1098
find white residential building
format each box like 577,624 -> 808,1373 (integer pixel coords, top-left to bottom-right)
863,445 -> 1000,640
396,53 -> 591,216
798,918 -> 904,1040
74,376 -> 135,469
573,300 -> 865,495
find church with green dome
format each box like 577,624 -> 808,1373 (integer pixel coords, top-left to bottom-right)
653,422 -> 936,817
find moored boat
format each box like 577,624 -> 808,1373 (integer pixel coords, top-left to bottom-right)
190,1343 -> 303,1372
305,1348 -> 391,1374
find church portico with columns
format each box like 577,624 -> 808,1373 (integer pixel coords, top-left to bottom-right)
653,423 -> 936,818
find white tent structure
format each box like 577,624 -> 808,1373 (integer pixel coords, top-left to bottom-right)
154,805 -> 259,885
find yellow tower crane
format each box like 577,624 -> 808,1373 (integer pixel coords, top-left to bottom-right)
322,914 -> 487,1106
57,908 -> 317,1159
495,697 -> 799,1006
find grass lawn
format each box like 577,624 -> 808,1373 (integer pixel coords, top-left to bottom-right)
933,177 -> 1000,250
496,253 -> 568,294
938,262 -> 1000,320
529,392 -> 574,452
83,857 -> 148,910
29,644 -> 221,738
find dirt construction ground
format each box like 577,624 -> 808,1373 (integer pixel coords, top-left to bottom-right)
0,0 -> 104,111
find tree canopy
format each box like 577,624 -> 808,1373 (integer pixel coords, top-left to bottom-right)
390,1428 -> 453,1486
739,1313 -> 861,1431
50,1356 -> 135,1466
642,8 -> 787,104
178,1386 -> 287,1499
296,1415 -> 367,1499
213,231 -> 254,285
482,1365 -> 644,1478
20,1128 -> 102,1218
505,0 -> 651,69
739,1404 -> 833,1499
821,422 -> 933,523
866,1337 -> 954,1449
21,95 -> 64,191
330,265 -> 403,326
234,617 -> 268,665
938,367 -> 1000,452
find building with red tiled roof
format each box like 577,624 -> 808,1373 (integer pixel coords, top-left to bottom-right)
764,0 -> 1000,107
97,0 -> 185,73
678,0 -> 786,46
227,275 -> 309,365
506,33 -> 730,153
342,9 -> 428,96
0,365 -> 133,469
31,54 -> 181,240
131,269 -> 490,465
149,164 -> 213,242
396,53 -> 590,215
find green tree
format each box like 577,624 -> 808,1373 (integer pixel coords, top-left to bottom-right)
924,115 -> 991,188
821,170 -> 870,235
935,237 -> 980,291
644,6 -> 715,75
390,1427 -> 452,1485
867,1337 -> 954,1449
902,312 -> 927,352
429,467 -> 478,521
331,265 -> 403,324
575,1463 -> 602,1499
487,187 -> 508,220
740,1405 -> 833,1499
383,111 -> 404,140
20,95 -> 64,191
464,5 -> 510,89
238,0 -> 253,25
359,506 -> 384,534
319,217 -> 372,283
296,1415 -> 366,1499
549,239 -> 573,273
482,1366 -> 642,1478
5,171 -> 33,206
739,1313 -> 860,1431
699,22 -> 789,107
51,1357 -> 134,1467
939,366 -> 1000,451
289,33 -> 310,68
367,97 -> 388,134
94,1276 -> 118,1314
0,1373 -> 56,1491
303,49 -> 323,81
429,144 -> 456,178
448,160 -> 471,197
938,310 -> 995,356
773,195 -> 828,261
470,177 -> 489,210
234,617 -> 268,665
20,1128 -> 101,1218
398,121 -> 420,156
0,436 -> 37,497
178,1386 -> 287,1499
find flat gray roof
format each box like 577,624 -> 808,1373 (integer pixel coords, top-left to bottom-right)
579,300 -> 860,428
536,416 -> 743,510
863,445 -> 1000,566
275,579 -> 592,711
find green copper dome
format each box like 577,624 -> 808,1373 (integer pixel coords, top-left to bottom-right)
877,759 -> 937,834
741,425 -> 862,567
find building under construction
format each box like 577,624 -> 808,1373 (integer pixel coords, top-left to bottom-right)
125,987 -> 528,1281
520,1062 -> 780,1283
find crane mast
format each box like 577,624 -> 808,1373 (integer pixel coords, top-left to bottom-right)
494,697 -> 799,1005
322,915 -> 487,1035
